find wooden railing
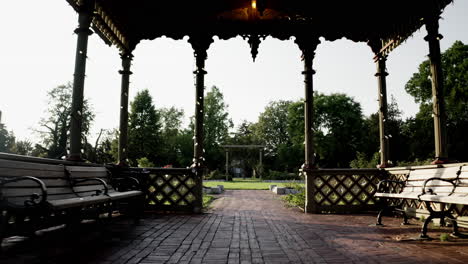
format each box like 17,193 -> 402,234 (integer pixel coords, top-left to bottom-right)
306,168 -> 386,213
110,166 -> 202,212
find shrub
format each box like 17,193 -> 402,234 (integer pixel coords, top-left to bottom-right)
137,157 -> 155,168
440,233 -> 450,242
264,170 -> 302,181
205,170 -> 226,180
282,182 -> 305,208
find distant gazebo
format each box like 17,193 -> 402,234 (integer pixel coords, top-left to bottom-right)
221,145 -> 265,181
64,0 -> 454,213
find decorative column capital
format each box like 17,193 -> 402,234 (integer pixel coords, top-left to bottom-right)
424,15 -> 444,42
119,52 -> 133,75
294,36 -> 320,60
374,54 -> 389,77
188,35 -> 214,62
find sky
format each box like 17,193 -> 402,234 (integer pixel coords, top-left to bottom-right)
1,1 -> 467,144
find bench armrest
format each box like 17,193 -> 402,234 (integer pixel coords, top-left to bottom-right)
377,180 -> 405,193
419,177 -> 457,197
72,178 -> 108,195
113,176 -> 141,191
0,176 -> 48,206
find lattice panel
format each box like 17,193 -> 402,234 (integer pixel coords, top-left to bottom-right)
310,169 -> 385,213
144,168 -> 200,211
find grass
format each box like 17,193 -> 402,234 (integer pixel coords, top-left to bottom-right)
203,178 -> 302,190
203,194 -> 215,208
440,233 -> 450,242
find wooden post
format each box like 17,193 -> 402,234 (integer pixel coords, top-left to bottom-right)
189,35 -> 213,213
68,0 -> 94,161
425,15 -> 448,164
375,54 -> 390,168
118,52 -> 133,166
295,36 -> 320,214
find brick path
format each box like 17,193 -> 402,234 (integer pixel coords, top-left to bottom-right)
1,190 -> 468,263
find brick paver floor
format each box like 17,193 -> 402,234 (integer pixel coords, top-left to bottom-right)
1,190 -> 468,263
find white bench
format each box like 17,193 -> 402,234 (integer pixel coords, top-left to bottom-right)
375,165 -> 468,238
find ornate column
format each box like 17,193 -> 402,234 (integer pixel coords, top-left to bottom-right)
68,0 -> 94,161
189,35 -> 213,212
118,52 -> 133,166
375,54 -> 390,168
425,15 -> 448,164
295,36 -> 320,214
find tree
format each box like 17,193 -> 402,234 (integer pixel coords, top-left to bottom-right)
35,83 -> 94,159
203,86 -> 233,170
359,97 -> 408,166
127,89 -> 162,166
314,93 -> 365,168
11,140 -> 34,156
159,107 -> 185,166
0,122 -> 15,153
255,100 -> 292,155
405,40 -> 468,161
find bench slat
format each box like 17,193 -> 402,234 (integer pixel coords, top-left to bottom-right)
407,166 -> 460,180
419,194 -> 468,205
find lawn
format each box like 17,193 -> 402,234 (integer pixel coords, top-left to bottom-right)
203,178 -> 302,190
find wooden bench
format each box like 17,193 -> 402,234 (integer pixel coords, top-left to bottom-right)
0,157 -> 143,246
65,165 -> 144,219
375,164 -> 468,238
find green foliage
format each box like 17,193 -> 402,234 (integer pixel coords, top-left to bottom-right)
128,89 -> 162,166
87,129 -> 119,164
11,140 -> 34,156
314,93 -> 365,168
203,86 -> 233,170
350,152 -> 380,168
202,194 -> 215,209
405,40 -> 468,162
282,183 -> 305,208
174,128 -> 194,167
440,233 -> 450,242
35,83 -> 94,159
203,178 -> 295,190
396,158 -> 434,167
256,100 -> 292,155
137,157 -> 155,168
205,170 -> 226,180
159,107 -> 185,166
0,123 -> 15,153
263,170 -> 302,181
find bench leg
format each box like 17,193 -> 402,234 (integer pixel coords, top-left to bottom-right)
445,214 -> 468,238
375,198 -> 389,226
396,210 -> 410,225
0,211 -> 5,250
420,214 -> 435,239
0,211 -> 8,248
133,196 -> 144,224
376,208 -> 385,225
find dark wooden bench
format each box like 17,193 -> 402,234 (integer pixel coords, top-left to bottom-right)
0,157 -> 143,246
65,165 -> 144,219
375,164 -> 468,238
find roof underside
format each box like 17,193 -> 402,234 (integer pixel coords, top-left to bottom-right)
66,0 -> 453,55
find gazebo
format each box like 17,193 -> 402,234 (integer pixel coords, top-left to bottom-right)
64,0 -> 453,213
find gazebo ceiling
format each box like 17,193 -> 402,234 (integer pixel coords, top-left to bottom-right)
66,0 -> 453,55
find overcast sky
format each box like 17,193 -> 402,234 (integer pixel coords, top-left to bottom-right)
1,1 -> 467,143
